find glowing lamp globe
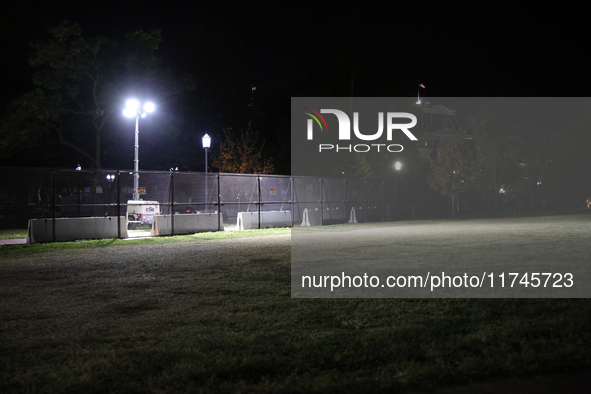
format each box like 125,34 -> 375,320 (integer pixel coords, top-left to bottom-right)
144,102 -> 155,113
202,133 -> 211,149
123,108 -> 136,118
126,99 -> 139,109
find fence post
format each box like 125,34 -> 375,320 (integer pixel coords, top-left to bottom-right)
382,181 -> 386,222
217,174 -> 221,231
258,176 -> 261,229
320,177 -> 324,225
117,171 -> 121,239
344,178 -> 347,223
290,176 -> 294,227
365,180 -> 369,222
170,172 -> 175,236
52,169 -> 56,243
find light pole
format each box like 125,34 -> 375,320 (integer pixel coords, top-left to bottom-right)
202,133 -> 211,212
394,161 -> 402,220
123,99 -> 155,200
202,133 -> 211,173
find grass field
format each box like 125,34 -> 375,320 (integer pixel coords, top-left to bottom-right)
292,213 -> 591,298
0,228 -> 28,240
1,215 -> 591,393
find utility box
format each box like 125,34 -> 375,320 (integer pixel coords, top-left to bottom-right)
127,200 -> 160,229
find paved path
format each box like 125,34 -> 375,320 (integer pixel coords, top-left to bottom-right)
0,238 -> 26,246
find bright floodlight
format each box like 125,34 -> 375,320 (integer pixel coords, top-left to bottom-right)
144,102 -> 155,113
126,99 -> 140,109
123,99 -> 154,201
123,108 -> 136,118
202,133 -> 211,148
395,161 -> 402,171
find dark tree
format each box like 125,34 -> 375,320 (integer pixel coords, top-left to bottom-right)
429,138 -> 474,218
0,21 -> 182,169
212,124 -> 274,174
470,106 -> 522,212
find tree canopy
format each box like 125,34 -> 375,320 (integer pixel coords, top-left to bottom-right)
470,106 -> 522,211
211,123 -> 274,174
0,20 -> 183,169
429,138 -> 474,217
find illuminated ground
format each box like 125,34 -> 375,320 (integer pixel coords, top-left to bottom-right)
292,213 -> 591,297
1,216 -> 590,392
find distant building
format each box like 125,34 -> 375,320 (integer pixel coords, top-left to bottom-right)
413,104 -> 470,161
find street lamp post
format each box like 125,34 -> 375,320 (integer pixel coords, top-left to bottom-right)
202,134 -> 211,212
394,161 -> 402,220
202,134 -> 210,173
123,99 -> 155,200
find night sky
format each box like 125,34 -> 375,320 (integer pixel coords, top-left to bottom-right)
2,2 -> 585,98
0,1 -> 588,172
1,5 -> 591,391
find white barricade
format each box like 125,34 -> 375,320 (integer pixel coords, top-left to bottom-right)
151,213 -> 223,236
300,208 -> 322,226
348,207 -> 358,223
301,208 -> 311,226
27,217 -> 128,244
237,210 -> 292,230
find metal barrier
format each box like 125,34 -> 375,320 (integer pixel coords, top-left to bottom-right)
0,167 -> 445,242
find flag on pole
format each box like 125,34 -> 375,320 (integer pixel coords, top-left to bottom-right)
417,81 -> 424,105
252,86 -> 257,91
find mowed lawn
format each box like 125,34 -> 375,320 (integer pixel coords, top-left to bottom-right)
291,212 -> 591,298
1,216 -> 591,393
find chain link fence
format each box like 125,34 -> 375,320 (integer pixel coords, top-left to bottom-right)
0,167 -> 446,241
